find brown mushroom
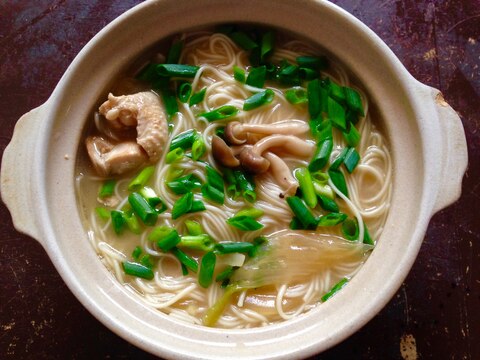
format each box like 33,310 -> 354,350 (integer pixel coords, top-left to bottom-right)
237,135 -> 314,174
224,120 -> 310,145
211,135 -> 240,168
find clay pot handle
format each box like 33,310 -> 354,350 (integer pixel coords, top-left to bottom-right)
1,103 -> 48,245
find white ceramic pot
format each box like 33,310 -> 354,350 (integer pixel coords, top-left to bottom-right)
0,0 -> 468,359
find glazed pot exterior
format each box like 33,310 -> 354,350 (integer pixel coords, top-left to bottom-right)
0,1 -> 467,359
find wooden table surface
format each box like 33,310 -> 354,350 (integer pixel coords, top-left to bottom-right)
1,1 -> 478,359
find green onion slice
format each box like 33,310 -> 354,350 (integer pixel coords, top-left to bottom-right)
198,251 -> 217,288
285,87 -> 308,105
122,261 -> 154,280
317,212 -> 347,227
215,242 -> 255,254
321,278 -> 348,302
199,105 -> 239,122
170,129 -> 198,151
171,247 -> 198,273
171,192 -> 194,219
98,179 -> 116,198
156,64 -> 199,78
189,87 -> 207,106
128,192 -> 158,226
226,215 -> 264,231
243,89 -> 275,111
286,196 -> 318,230
246,65 -> 267,88
128,166 -> 155,192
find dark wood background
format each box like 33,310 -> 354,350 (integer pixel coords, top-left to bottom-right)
1,1 -> 478,359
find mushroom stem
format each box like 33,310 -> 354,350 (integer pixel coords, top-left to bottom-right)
253,135 -> 314,157
263,152 -> 298,196
225,120 -> 310,145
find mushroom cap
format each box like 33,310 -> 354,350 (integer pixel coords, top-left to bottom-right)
224,121 -> 247,145
211,135 -> 241,168
238,147 -> 270,174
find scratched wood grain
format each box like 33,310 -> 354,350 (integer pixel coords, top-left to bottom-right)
0,1 -> 478,359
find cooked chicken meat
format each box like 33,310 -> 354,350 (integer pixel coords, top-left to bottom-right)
86,91 -> 168,176
86,136 -> 148,177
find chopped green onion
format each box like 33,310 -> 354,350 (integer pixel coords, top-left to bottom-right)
321,278 -> 348,302
95,207 -> 110,221
286,196 -> 318,230
307,79 -> 321,118
235,207 -> 264,219
342,218 -> 359,241
285,87 -> 308,105
246,65 -> 267,88
177,82 -> 192,103
98,179 -> 116,198
128,166 -> 155,192
344,87 -> 365,116
243,89 -> 275,111
179,234 -> 215,252
170,129 -> 197,151
289,216 -> 304,230
233,170 -> 256,203
172,247 -> 198,272
198,251 -> 216,288
260,31 -> 275,61
122,261 -> 154,280
128,192 -> 158,226
317,212 -> 347,227
329,80 -> 346,103
249,236 -> 268,257
329,147 -> 349,171
166,148 -> 184,164
296,56 -> 328,71
166,167 -> 184,181
344,147 -> 360,173
309,139 -> 333,172
111,210 -> 126,234
226,215 -> 264,231
343,123 -> 361,147
166,174 -> 202,194
139,186 -> 167,213
215,242 -> 255,254
156,228 -> 181,252
189,87 -> 206,106
189,200 -> 206,213
140,254 -> 153,269
318,194 -> 339,212
313,182 -> 335,199
172,192 -> 194,220
181,263 -> 189,276
229,31 -> 258,50
158,84 -> 178,119
184,220 -> 203,236
206,166 -> 224,192
201,184 -> 225,204
199,105 -> 239,122
277,64 -> 300,85
156,64 -> 200,78
166,39 -> 183,64
328,96 -> 346,131
294,167 -> 317,208
192,136 -> 206,160
124,213 -> 142,234
233,65 -> 246,83
363,222 -> 374,245
328,169 -> 349,198
298,67 -> 318,80
132,246 -> 142,260
136,63 -> 160,83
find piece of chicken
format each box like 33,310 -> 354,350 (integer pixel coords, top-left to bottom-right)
85,91 -> 168,177
86,136 -> 148,177
99,91 -> 168,162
